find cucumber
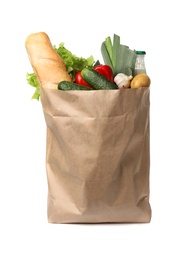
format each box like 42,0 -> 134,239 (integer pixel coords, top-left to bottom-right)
81,68 -> 118,90
58,81 -> 93,91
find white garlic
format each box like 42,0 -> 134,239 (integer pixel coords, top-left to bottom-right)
114,73 -> 133,89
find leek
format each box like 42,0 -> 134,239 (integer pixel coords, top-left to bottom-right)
101,34 -> 137,77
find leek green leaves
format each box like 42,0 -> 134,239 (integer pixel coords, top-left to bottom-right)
101,34 -> 137,77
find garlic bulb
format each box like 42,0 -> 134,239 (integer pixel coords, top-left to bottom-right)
114,73 -> 133,89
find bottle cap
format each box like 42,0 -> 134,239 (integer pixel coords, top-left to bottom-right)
136,51 -> 146,55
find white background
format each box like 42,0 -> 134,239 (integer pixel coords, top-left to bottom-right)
1,0 -> 184,259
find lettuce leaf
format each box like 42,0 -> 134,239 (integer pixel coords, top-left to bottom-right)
26,73 -> 40,100
54,43 -> 95,81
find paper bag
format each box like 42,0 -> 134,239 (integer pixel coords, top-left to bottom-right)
40,87 -> 151,223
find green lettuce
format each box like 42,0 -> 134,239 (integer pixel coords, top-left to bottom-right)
26,43 -> 95,100
26,73 -> 40,100
54,43 -> 95,80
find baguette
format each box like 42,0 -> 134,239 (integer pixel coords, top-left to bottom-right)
25,32 -> 72,89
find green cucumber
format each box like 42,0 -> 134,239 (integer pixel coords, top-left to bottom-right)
81,68 -> 118,90
58,81 -> 93,91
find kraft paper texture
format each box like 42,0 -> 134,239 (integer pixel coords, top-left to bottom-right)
40,87 -> 151,223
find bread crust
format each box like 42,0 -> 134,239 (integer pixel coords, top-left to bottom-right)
25,32 -> 72,89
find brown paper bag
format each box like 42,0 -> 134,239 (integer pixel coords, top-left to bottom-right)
40,87 -> 151,223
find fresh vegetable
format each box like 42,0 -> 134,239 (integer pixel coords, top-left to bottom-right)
58,81 -> 93,91
81,68 -> 118,90
101,34 -> 137,77
93,65 -> 114,83
75,71 -> 93,88
75,64 -> 114,88
26,72 -> 40,100
130,74 -> 151,88
114,73 -> 133,89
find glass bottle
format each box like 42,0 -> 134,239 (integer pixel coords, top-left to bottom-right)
133,51 -> 147,76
